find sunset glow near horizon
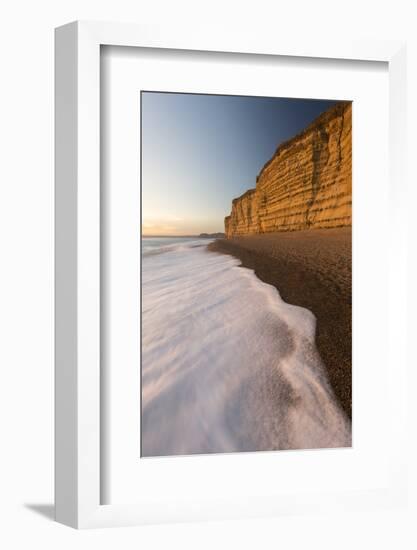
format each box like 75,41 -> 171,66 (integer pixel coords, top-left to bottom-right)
141,92 -> 338,236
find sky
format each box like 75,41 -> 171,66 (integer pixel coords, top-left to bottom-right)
141,92 -> 338,236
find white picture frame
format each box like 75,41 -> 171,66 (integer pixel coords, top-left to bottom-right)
55,21 -> 407,529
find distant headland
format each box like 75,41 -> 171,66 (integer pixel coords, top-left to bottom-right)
142,233 -> 225,239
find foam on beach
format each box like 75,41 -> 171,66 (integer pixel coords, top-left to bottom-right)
141,238 -> 351,456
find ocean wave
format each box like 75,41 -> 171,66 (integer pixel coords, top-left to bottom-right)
142,239 -> 210,257
141,240 -> 351,456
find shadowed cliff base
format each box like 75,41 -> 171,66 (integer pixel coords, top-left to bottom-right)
208,227 -> 352,420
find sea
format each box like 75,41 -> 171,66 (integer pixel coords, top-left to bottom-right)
141,236 -> 351,457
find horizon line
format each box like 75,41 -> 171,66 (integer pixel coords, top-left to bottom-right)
142,233 -> 225,238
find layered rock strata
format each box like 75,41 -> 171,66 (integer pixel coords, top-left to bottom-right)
225,102 -> 352,237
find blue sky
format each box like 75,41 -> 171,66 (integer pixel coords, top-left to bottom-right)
141,92 -> 337,236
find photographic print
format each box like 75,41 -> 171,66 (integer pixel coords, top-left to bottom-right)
141,92 -> 352,457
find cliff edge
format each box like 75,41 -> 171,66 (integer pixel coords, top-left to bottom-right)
225,102 -> 352,237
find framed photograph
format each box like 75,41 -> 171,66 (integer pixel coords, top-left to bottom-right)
55,21 -> 407,528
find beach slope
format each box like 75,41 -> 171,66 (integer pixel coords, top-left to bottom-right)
209,227 -> 352,419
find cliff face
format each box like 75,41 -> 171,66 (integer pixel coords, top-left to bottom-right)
225,102 -> 352,237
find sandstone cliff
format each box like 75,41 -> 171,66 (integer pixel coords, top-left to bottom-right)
225,102 -> 352,237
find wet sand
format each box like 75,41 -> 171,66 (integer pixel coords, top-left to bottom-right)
208,227 -> 352,419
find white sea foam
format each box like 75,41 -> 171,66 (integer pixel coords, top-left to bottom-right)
141,238 -> 351,457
